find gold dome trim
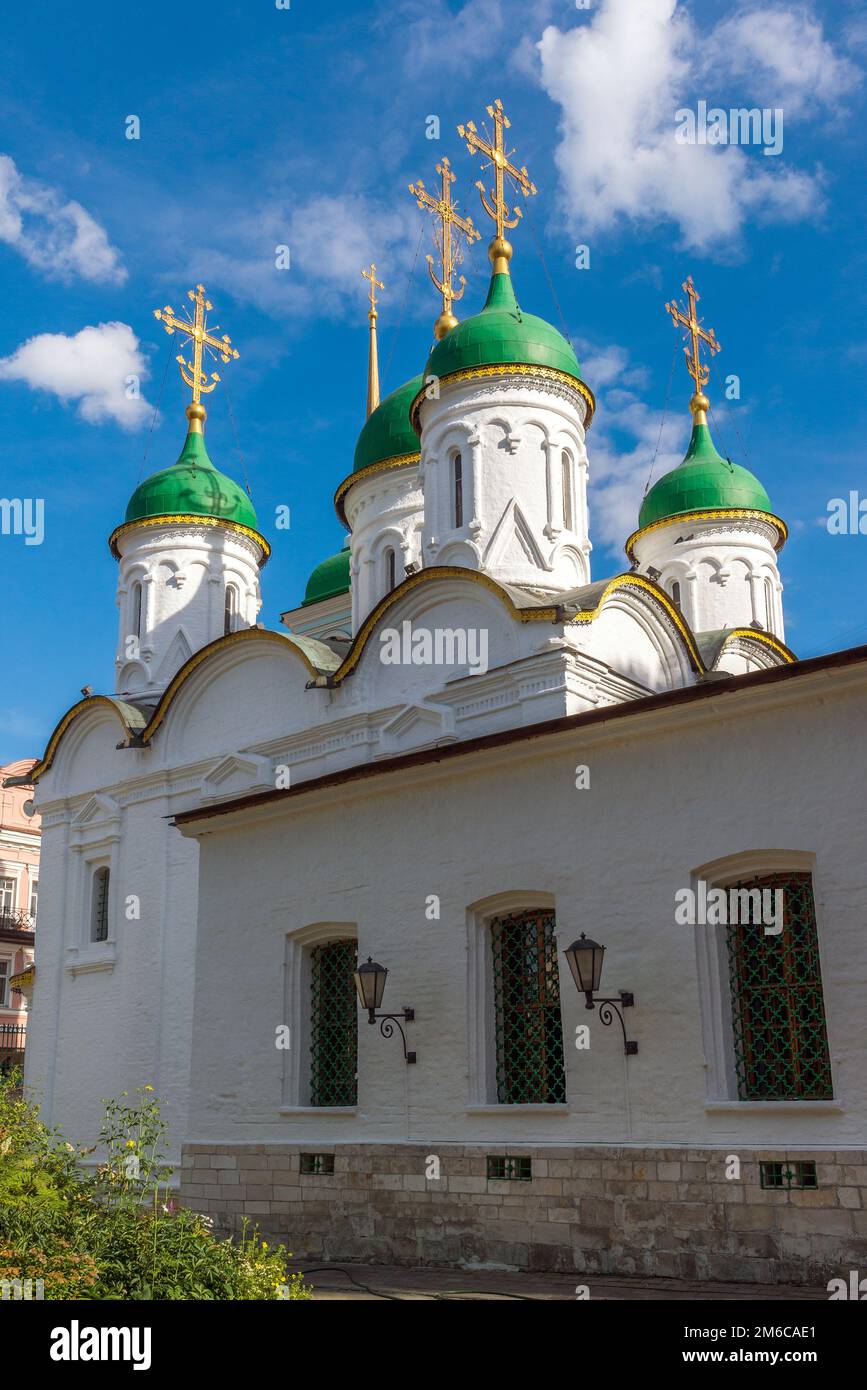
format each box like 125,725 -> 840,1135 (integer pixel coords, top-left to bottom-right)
109,514 -> 271,565
409,364 -> 596,432
334,451 -> 421,529
625,508 -> 787,561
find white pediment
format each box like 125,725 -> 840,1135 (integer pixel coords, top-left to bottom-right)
200,753 -> 273,802
377,702 -> 456,757
155,627 -> 194,685
72,793 -> 121,828
483,499 -> 548,572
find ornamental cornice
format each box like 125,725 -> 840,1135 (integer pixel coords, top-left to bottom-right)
110,514 -> 270,566
625,508 -> 787,560
410,364 -> 595,432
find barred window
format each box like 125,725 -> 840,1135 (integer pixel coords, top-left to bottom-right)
726,872 -> 832,1101
453,452 -> 463,528
310,940 -> 358,1107
224,584 -> 238,636
90,866 -> 110,944
491,909 -> 566,1104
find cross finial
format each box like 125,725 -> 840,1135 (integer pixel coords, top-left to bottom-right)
153,284 -> 239,430
362,263 -> 384,320
664,275 -> 721,423
361,264 -> 385,417
409,156 -> 481,340
457,98 -> 537,273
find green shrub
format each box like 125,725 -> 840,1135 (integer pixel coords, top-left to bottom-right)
0,1076 -> 311,1301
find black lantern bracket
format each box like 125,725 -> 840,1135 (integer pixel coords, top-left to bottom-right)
366,1007 -> 416,1064
585,992 -> 638,1056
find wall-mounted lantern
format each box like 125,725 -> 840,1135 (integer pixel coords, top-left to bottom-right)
564,934 -> 638,1056
354,956 -> 416,1063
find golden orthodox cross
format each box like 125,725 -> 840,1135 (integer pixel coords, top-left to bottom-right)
362,263 -> 384,320
409,157 -> 480,336
457,98 -> 537,241
153,284 -> 239,405
664,275 -> 721,394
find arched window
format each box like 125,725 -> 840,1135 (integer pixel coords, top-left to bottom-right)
561,452 -> 574,531
224,584 -> 238,636
670,580 -> 682,611
90,866 -> 110,944
490,909 -> 566,1103
725,872 -> 832,1100
453,452 -> 463,529
764,577 -> 775,631
309,939 -> 358,1107
130,581 -> 143,639
384,547 -> 396,594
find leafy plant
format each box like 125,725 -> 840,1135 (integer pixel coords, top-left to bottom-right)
0,1074 -> 312,1301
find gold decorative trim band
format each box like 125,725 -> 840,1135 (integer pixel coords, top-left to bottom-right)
409,364 -> 596,432
334,451 -> 421,529
27,631 -> 321,781
141,629 -> 317,741
566,574 -> 703,670
109,514 -> 271,566
625,508 -> 788,560
28,696 -> 145,783
330,566 -> 559,686
717,629 -> 796,665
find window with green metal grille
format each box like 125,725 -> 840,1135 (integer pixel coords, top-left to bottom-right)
300,1153 -> 335,1175
760,1160 -> 818,1191
725,873 -> 832,1101
310,940 -> 358,1107
490,909 -> 566,1104
486,1155 -> 532,1181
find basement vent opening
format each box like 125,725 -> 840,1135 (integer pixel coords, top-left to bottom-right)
300,1153 -> 335,1176
759,1160 -> 818,1191
487,1154 -> 532,1182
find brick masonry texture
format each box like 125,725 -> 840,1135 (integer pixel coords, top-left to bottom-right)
179,1144 -> 867,1285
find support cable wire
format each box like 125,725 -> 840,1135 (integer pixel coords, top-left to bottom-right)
222,374 -> 253,502
709,350 -> 751,468
521,195 -> 574,349
382,222 -> 425,392
643,337 -> 679,498
137,331 -> 176,484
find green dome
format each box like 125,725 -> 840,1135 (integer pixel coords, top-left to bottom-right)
302,545 -> 350,607
353,376 -> 423,474
419,271 -> 587,406
125,428 -> 259,532
639,420 -> 772,530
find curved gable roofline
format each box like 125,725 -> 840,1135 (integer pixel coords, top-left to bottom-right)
563,572 -> 705,671
22,696 -> 149,785
315,566 -> 561,688
702,627 -> 796,669
141,628 -> 340,742
23,630 -> 341,783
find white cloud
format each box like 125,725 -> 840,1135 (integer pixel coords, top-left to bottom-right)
0,154 -> 126,285
182,192 -> 422,324
0,322 -> 152,429
536,0 -> 846,252
581,338 -> 694,553
705,5 -> 862,115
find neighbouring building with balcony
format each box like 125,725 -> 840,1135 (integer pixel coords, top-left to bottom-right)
0,760 -> 39,1071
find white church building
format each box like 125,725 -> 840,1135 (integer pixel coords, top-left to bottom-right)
11,120 -> 867,1286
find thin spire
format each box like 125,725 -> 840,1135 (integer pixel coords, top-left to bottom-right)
361,263 -> 384,417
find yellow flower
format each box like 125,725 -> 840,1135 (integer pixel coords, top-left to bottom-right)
143,1085 -> 154,1092
126,1140 -> 136,1149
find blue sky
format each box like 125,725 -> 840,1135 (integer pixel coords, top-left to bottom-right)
1,0 -> 865,762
